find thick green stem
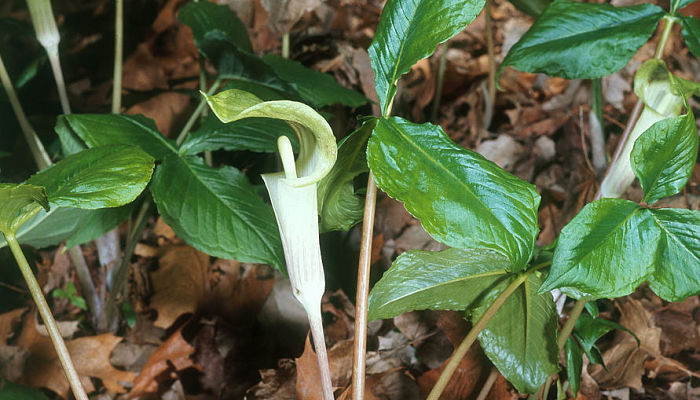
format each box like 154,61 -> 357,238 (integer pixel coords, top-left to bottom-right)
557,298 -> 586,351
5,233 -> 88,400
176,79 -> 222,146
0,54 -> 51,170
111,0 -> 124,114
589,78 -> 606,175
282,31 -> 290,59
427,273 -> 529,400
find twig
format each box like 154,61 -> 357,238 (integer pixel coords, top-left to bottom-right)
351,174 -> 378,400
430,43 -> 448,123
5,233 -> 88,400
427,272 -> 530,400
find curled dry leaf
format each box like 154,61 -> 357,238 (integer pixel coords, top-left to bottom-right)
0,308 -> 27,345
16,313 -> 133,397
131,324 -> 200,397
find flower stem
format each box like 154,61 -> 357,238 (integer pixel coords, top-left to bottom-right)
308,307 -> 335,400
176,79 -> 222,146
427,272 -> 529,400
5,233 -> 88,400
351,172 -> 379,400
111,0 -> 124,114
46,45 -> 71,115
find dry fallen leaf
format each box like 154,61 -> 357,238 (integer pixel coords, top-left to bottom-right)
296,335 -> 355,399
16,313 -> 134,397
150,245 -> 209,329
248,359 -> 297,400
0,308 -> 27,345
130,324 -> 200,397
126,92 -> 191,137
260,0 -> 323,33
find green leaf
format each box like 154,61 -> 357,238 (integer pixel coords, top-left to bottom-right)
681,16 -> 700,59
180,114 -> 298,155
369,0 -> 485,115
647,208 -> 700,301
150,155 -> 284,270
673,0 -> 695,14
210,41 -> 299,98
56,114 -> 177,160
0,184 -> 49,234
631,111 -> 698,204
573,313 -> 638,367
65,204 -> 134,248
367,117 -> 540,270
565,338 -> 582,397
507,0 -> 551,17
262,54 -> 368,108
318,121 -> 374,232
0,380 -> 50,400
474,272 -> 559,394
634,60 -> 687,115
367,248 -> 513,321
541,199 -> 659,299
499,0 -> 664,81
178,1 -> 253,53
0,207 -> 92,249
27,145 -> 154,209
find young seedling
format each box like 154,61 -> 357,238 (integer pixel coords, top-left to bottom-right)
203,88 -> 338,400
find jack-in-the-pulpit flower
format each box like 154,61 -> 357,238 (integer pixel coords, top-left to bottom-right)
204,89 -> 337,400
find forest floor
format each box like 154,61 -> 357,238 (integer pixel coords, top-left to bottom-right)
1,0 -> 699,399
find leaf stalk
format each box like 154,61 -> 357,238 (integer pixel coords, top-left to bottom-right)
4,232 -> 88,400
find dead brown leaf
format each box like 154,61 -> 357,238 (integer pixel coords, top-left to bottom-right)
248,359 -> 297,400
296,335 -> 354,399
126,92 -> 191,137
150,245 -> 209,329
16,313 -> 134,397
130,324 -> 200,397
260,0 -> 323,33
0,308 -> 26,345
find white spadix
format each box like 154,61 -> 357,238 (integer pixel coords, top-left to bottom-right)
204,89 -> 337,400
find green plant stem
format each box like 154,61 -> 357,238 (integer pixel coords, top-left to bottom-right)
589,78 -> 606,176
198,59 -> 213,166
430,43 -> 448,123
5,233 -> 89,400
308,307 -> 335,400
111,0 -> 124,114
282,31 -> 290,59
176,79 -> 222,146
427,272 -> 530,400
101,198 -> 151,332
539,376 -> 553,400
557,298 -> 586,351
351,172 -> 379,400
46,45 -> 71,115
475,366 -> 499,400
0,54 -> 51,170
67,246 -> 102,325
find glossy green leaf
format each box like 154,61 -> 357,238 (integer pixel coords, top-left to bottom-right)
367,117 -> 540,270
367,248 -> 512,321
541,199 -> 659,299
262,54 -> 368,108
56,114 -> 176,160
65,204 -> 133,248
634,60 -> 688,115
0,207 -> 91,249
647,208 -> 700,301
631,111 -> 698,204
180,114 -> 298,155
369,0 -> 485,115
499,0 -> 664,81
565,338 -> 582,397
681,16 -> 700,59
27,146 -> 154,209
178,1 -> 252,53
0,380 -> 50,400
150,155 -> 284,270
474,272 -> 559,394
0,184 -> 49,234
318,121 -> 374,232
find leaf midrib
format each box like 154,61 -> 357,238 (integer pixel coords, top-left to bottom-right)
383,120 -> 517,263
180,156 -> 281,266
572,204 -> 641,267
651,212 -> 700,264
373,269 -> 509,314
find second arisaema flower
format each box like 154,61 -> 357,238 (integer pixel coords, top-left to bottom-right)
204,89 -> 337,400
